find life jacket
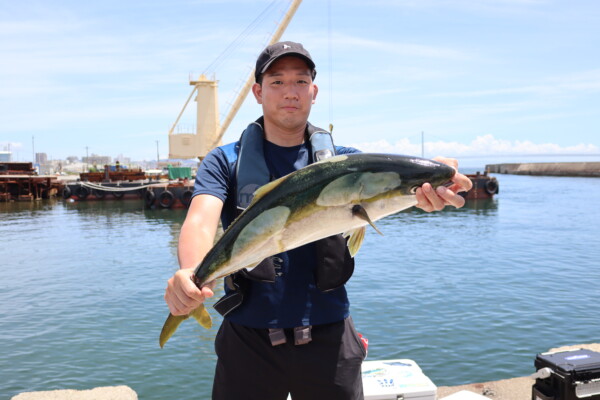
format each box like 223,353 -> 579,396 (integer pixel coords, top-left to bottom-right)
213,117 -> 355,317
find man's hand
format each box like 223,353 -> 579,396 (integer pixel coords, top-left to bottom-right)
164,268 -> 215,316
415,156 -> 473,212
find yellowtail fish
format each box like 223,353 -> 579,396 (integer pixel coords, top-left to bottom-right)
159,153 -> 455,347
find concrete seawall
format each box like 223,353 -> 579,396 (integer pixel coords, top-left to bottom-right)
12,344 -> 600,400
486,162 -> 600,177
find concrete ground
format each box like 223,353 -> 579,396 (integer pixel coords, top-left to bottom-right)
438,376 -> 533,399
11,386 -> 137,400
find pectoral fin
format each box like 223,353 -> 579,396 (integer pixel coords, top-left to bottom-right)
343,226 -> 366,257
159,304 -> 212,348
352,204 -> 383,236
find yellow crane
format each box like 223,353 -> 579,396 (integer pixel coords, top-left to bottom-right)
168,0 -> 303,160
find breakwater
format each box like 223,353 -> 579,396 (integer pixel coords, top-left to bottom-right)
486,161 -> 600,177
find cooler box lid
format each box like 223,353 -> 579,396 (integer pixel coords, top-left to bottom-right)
362,359 -> 437,400
536,349 -> 600,374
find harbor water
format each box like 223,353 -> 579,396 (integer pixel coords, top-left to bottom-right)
1,172 -> 599,399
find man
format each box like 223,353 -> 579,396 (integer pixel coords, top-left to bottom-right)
164,41 -> 472,399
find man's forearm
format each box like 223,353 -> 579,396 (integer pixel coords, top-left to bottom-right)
177,221 -> 216,270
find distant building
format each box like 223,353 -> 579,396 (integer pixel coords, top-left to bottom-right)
83,154 -> 111,166
36,152 -> 48,164
158,161 -> 181,169
115,154 -> 131,165
66,156 -> 79,164
0,151 -> 11,162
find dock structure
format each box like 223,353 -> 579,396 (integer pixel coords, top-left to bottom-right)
486,162 -> 600,177
0,162 -> 62,201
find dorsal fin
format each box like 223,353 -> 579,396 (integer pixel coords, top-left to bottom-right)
249,175 -> 288,206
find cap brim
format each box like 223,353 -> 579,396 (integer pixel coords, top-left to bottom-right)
259,53 -> 315,76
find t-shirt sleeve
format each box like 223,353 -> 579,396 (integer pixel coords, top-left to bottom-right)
192,148 -> 231,202
336,145 -> 362,155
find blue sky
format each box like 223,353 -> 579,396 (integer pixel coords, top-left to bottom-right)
1,0 -> 599,168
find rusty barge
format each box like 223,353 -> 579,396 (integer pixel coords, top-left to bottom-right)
0,162 -> 62,202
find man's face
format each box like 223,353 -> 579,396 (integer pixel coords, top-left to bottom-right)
252,56 -> 318,135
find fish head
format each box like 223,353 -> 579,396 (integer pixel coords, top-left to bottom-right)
370,154 -> 456,194
315,153 -> 456,207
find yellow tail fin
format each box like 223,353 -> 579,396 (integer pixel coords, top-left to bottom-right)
159,304 -> 212,348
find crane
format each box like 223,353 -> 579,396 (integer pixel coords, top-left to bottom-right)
168,0 -> 303,160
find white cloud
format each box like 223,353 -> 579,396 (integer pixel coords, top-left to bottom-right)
350,134 -> 600,157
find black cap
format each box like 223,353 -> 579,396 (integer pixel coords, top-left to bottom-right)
255,41 -> 316,82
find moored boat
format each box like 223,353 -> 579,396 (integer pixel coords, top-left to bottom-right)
461,171 -> 499,200
62,164 -> 195,209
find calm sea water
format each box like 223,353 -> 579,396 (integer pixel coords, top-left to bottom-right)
1,172 -> 599,399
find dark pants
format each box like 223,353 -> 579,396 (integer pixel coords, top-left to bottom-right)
212,317 -> 366,400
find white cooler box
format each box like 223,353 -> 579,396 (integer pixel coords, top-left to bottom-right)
362,359 -> 437,400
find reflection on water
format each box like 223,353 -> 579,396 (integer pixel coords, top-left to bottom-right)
0,198 -> 60,216
381,198 -> 498,226
462,197 -> 498,211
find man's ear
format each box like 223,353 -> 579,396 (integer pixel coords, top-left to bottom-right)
251,83 -> 263,104
312,84 -> 318,104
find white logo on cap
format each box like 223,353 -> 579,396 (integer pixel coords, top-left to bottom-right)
283,44 -> 291,49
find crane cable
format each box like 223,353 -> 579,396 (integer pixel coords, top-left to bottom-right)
328,0 -> 334,133
168,0 -> 284,137
202,0 -> 280,76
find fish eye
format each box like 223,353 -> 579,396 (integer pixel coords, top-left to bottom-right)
410,186 -> 419,194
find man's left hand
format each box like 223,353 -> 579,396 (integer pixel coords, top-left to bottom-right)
415,156 -> 473,212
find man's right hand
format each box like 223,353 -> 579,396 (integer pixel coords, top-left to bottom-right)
164,268 -> 215,316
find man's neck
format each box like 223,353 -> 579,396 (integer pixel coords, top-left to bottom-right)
262,119 -> 306,147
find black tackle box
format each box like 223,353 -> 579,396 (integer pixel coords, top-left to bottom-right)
533,348 -> 600,400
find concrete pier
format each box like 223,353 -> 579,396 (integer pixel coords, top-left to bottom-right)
11,386 -> 137,400
486,162 -> 600,177
438,343 -> 600,399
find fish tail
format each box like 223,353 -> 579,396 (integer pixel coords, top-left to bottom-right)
159,312 -> 189,348
190,304 -> 212,329
159,304 -> 212,348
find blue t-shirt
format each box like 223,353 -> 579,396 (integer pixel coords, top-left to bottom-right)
193,139 -> 360,329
